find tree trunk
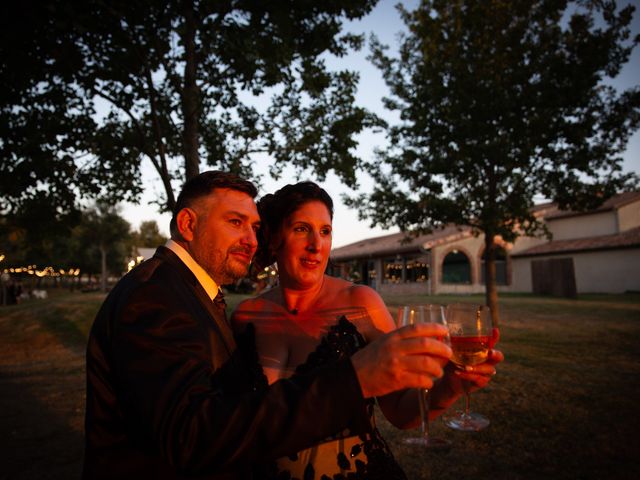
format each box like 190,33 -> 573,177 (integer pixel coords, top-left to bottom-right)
181,0 -> 200,181
484,232 -> 500,328
100,245 -> 108,293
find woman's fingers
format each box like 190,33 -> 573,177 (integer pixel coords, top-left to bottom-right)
352,325 -> 454,398
454,349 -> 504,387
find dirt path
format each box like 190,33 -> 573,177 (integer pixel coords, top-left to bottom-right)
0,305 -> 86,480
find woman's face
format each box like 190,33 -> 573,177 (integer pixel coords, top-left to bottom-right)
274,200 -> 332,290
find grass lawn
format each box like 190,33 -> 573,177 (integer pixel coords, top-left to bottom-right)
0,289 -> 639,479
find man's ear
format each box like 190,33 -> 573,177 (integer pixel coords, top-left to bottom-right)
175,208 -> 197,242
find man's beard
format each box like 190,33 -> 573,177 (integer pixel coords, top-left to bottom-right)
209,248 -> 252,285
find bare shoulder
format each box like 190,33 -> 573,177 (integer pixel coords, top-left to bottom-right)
230,289 -> 279,332
323,274 -> 353,292
346,283 -> 386,308
319,277 -> 395,335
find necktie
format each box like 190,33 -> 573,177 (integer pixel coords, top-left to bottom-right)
213,290 -> 228,325
214,290 -> 227,310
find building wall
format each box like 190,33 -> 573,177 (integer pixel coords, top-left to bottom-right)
547,211 -> 617,240
510,248 -> 640,294
574,249 -> 640,293
510,257 -> 534,292
617,200 -> 640,232
378,281 -> 430,296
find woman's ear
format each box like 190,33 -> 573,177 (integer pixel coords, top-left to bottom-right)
175,208 -> 197,242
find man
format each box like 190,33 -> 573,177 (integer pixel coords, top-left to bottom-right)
83,171 -> 500,479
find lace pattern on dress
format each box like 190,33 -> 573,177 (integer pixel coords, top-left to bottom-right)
241,316 -> 407,480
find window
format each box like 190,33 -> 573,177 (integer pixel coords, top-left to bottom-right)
405,256 -> 429,283
442,250 -> 471,284
383,257 -> 403,284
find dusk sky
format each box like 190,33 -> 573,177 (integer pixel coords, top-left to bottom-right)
122,0 -> 640,248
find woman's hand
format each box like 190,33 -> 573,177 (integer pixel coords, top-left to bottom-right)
447,348 -> 504,394
428,346 -> 504,416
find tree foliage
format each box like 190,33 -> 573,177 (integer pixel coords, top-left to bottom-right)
0,202 -> 131,292
132,220 -> 167,248
348,0 -> 640,320
0,195 -> 81,268
1,0 -> 381,218
70,203 -> 132,291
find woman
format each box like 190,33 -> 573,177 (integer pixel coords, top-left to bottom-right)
232,182 -> 502,479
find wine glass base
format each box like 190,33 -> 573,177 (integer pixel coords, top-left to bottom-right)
443,411 -> 490,431
403,436 -> 452,451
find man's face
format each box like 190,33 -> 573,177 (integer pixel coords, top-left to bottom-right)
188,188 -> 260,285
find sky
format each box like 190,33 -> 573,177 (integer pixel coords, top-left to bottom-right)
121,0 -> 640,249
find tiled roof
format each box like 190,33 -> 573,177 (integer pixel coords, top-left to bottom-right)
511,226 -> 640,258
545,191 -> 640,220
331,225 -> 471,261
330,191 -> 639,260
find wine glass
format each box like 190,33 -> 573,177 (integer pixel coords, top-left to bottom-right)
396,305 -> 451,450
443,303 -> 493,431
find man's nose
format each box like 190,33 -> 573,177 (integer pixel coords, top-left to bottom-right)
241,226 -> 258,248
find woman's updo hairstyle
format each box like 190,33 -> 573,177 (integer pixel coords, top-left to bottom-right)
254,181 -> 333,271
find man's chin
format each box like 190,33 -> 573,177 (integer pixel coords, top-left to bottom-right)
218,263 -> 250,285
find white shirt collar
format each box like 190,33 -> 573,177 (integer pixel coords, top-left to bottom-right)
164,239 -> 221,301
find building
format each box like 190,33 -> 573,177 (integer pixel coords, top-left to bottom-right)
329,191 -> 640,296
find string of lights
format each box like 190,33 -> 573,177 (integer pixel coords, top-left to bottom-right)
0,253 -> 81,278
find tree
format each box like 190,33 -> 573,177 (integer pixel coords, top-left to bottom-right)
0,195 -> 81,269
1,0 -> 382,218
72,203 -> 132,292
132,220 -> 167,248
348,0 -> 640,323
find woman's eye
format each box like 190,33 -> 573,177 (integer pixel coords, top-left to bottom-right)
294,226 -> 308,233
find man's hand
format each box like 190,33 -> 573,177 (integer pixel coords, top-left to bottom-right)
351,324 -> 452,399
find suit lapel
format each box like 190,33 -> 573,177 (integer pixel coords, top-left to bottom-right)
153,246 -> 237,356
193,281 -> 237,352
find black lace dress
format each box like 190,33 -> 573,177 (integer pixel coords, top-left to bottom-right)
236,316 -> 408,480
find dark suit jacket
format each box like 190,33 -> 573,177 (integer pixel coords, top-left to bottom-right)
83,246 -> 369,479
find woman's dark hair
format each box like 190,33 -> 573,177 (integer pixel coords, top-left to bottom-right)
254,181 -> 333,270
170,170 -> 257,238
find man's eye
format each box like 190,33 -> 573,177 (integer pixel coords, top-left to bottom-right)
294,226 -> 308,233
229,219 -> 241,226
321,228 -> 332,236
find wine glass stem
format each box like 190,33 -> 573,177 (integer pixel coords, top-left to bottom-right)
419,388 -> 430,441
463,380 -> 471,416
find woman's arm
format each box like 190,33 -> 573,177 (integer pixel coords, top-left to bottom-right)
348,286 -> 428,428
348,287 -> 503,428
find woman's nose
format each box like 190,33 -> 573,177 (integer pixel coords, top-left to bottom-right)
306,231 -> 320,251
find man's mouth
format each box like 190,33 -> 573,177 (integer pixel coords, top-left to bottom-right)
230,248 -> 253,263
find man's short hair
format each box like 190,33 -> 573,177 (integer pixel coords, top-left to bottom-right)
169,171 -> 258,239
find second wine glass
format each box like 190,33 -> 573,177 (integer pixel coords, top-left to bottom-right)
396,304 -> 451,450
443,303 -> 493,432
